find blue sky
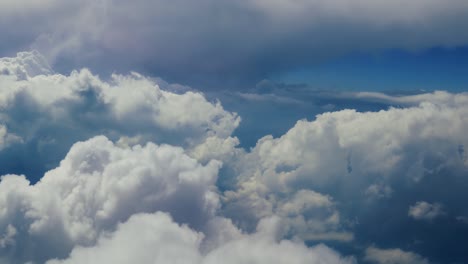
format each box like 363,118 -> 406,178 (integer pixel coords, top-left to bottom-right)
274,47 -> 468,92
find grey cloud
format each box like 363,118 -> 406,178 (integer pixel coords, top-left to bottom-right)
2,0 -> 468,86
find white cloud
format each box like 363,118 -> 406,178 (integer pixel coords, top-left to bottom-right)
1,50 -> 468,264
408,201 -> 444,221
46,212 -> 204,264
228,93 -> 468,189
223,185 -> 351,242
0,51 -> 239,141
0,51 -> 239,176
189,136 -> 242,164
364,246 -> 429,264
219,93 -> 468,242
203,217 -> 355,264
46,213 -> 355,264
0,136 -> 222,263
0,50 -> 52,79
0,135 -> 355,264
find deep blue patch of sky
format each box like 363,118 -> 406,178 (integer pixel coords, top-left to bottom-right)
272,46 -> 468,92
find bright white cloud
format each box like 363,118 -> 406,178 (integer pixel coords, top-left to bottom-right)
0,50 -> 52,79
0,135 -> 355,264
408,201 -> 445,221
0,51 -> 239,177
219,93 -> 468,243
364,246 -> 429,264
203,217 -> 355,264
46,213 -> 355,264
46,212 -> 204,264
0,136 -> 222,263
0,51 -> 239,142
228,94 -> 468,189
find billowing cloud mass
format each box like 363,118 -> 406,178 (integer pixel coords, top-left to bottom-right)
0,136 -> 221,262
1,0 -> 468,85
0,51 -> 239,179
1,50 -> 468,263
221,93 -> 468,227
46,213 -> 355,264
0,136 -> 354,264
0,51 -> 358,263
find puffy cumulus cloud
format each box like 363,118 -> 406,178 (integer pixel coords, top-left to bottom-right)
364,247 -> 429,264
0,136 -> 355,264
2,0 -> 468,84
408,201 -> 445,221
217,92 -> 468,256
46,212 -> 204,264
46,213 -> 355,264
0,50 -> 53,79
189,136 -> 242,164
0,136 -> 222,263
226,94 -> 468,191
0,51 -> 239,178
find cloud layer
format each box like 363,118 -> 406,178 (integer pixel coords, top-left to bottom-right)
1,50 -> 468,263
2,0 -> 468,85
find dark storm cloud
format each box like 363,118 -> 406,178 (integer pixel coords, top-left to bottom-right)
2,0 -> 468,87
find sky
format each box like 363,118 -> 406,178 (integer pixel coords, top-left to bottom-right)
0,1 -> 467,264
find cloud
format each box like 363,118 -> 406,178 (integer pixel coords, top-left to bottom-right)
364,247 -> 429,264
2,0 -> 468,85
224,92 -> 468,191
0,135 -> 354,264
408,201 -> 445,221
0,51 -> 239,179
222,184 -> 352,242
203,217 -> 355,264
214,91 -> 468,262
1,51 -> 468,263
45,212 -> 204,264
46,213 -> 355,264
0,136 -> 222,263
364,184 -> 393,199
